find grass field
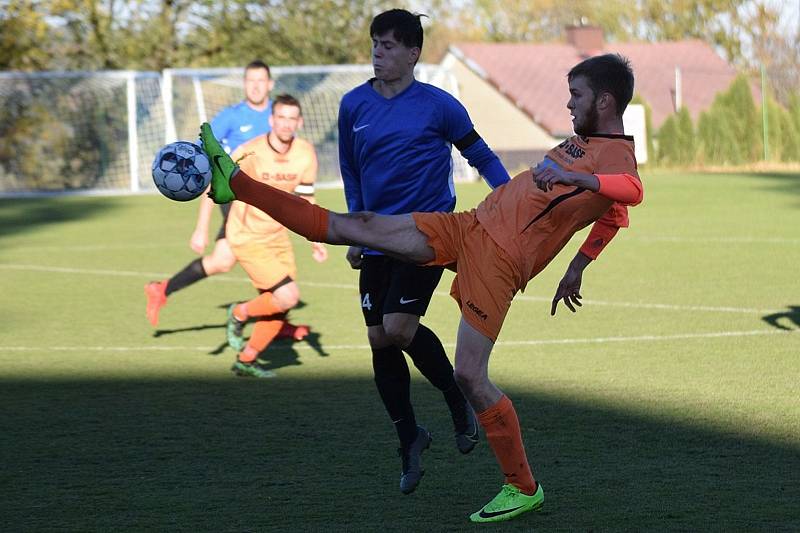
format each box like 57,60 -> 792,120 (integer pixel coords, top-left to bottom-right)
2,170 -> 799,532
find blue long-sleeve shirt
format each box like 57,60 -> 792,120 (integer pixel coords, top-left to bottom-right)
338,79 -> 509,217
210,100 -> 272,154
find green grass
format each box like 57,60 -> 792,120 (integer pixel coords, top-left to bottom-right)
1,170 -> 799,532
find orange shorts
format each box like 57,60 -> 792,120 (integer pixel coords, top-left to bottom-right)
231,233 -> 297,291
412,210 -> 524,342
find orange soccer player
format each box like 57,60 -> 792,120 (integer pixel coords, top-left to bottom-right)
202,54 -> 642,522
223,93 -> 327,378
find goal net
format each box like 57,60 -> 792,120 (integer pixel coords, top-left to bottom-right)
0,64 -> 474,195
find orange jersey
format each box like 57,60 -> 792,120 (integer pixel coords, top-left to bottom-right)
475,134 -> 641,286
227,135 -> 318,247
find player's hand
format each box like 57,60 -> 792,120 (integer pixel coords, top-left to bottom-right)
312,242 -> 328,263
190,229 -> 208,254
532,163 -> 575,192
551,265 -> 583,316
346,246 -> 363,269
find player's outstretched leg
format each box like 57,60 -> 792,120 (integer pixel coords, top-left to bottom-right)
200,123 -> 434,264
469,484 -> 544,523
201,122 -> 330,243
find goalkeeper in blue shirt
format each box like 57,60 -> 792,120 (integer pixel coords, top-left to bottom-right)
338,9 -> 510,495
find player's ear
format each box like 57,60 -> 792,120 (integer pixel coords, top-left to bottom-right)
598,91 -> 615,112
269,114 -> 275,130
409,46 -> 421,65
268,78 -> 275,92
297,116 -> 304,130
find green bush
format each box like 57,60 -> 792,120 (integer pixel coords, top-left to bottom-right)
657,107 -> 695,166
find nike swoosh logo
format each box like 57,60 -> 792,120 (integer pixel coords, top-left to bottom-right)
212,154 -> 226,173
399,297 -> 419,304
479,505 -> 525,519
239,125 -> 253,132
352,124 -> 370,132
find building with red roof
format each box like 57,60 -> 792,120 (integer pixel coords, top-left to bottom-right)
443,26 -> 749,170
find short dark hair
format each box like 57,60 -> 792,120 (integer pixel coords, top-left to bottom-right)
568,54 -> 634,116
370,9 -> 425,50
272,93 -> 301,115
245,59 -> 271,79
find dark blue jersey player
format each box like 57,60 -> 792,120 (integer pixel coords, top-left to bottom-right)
338,9 -> 510,496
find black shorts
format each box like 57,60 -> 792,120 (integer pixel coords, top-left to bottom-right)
216,202 -> 232,241
358,254 -> 444,327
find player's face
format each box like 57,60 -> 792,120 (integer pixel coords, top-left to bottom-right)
371,31 -> 419,82
244,67 -> 273,107
567,75 -> 599,136
269,103 -> 303,143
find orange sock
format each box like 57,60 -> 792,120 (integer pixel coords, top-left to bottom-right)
234,292 -> 283,320
231,169 -> 329,243
476,395 -> 537,495
238,318 -> 283,363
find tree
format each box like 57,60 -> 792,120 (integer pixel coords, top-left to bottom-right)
0,1 -> 52,70
657,106 -> 695,166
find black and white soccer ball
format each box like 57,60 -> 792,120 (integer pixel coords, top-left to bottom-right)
151,141 -> 212,201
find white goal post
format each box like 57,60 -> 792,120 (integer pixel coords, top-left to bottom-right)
0,64 -> 475,196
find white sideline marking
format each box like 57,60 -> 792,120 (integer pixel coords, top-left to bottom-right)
1,329 -> 795,353
0,263 -> 783,315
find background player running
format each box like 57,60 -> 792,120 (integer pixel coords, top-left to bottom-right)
145,60 -> 285,331
223,94 -> 327,378
201,53 -> 643,523
338,9 -> 511,495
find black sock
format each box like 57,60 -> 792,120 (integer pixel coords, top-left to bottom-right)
404,324 -> 468,429
372,345 -> 417,448
165,258 -> 207,296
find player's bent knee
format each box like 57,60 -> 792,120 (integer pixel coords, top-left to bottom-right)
366,327 -> 392,348
454,368 -> 481,396
384,328 -> 415,349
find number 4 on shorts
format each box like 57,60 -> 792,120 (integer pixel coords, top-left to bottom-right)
362,293 -> 372,310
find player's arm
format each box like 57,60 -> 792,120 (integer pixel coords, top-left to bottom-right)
456,130 -> 510,188
190,193 -> 216,253
533,141 -> 643,204
532,165 -> 643,204
443,97 -> 510,188
337,101 -> 364,269
550,205 -> 627,316
297,147 -> 327,263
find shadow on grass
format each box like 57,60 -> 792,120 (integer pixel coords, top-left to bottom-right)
1,377 -> 798,532
741,171 -> 800,202
0,197 -> 119,240
763,305 -> 800,330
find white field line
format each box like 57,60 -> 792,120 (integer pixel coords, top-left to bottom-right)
0,328 -> 796,353
0,263 -> 783,315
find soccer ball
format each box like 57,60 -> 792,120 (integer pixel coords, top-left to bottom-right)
151,141 -> 212,201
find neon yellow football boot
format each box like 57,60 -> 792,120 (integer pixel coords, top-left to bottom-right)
469,483 -> 544,523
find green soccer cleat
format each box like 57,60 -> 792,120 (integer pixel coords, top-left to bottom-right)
226,303 -> 246,351
469,483 -> 544,523
231,360 -> 276,378
199,122 -> 237,204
